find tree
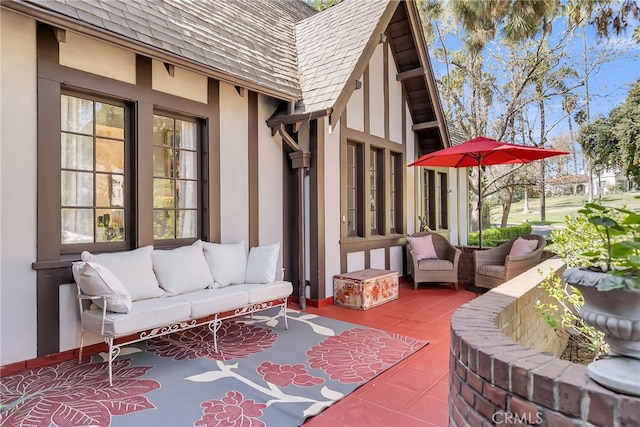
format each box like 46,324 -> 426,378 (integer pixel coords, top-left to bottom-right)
418,0 -> 583,227
610,81 -> 640,184
309,0 -> 342,11
579,80 -> 640,187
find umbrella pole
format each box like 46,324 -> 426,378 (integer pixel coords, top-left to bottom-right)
477,161 -> 483,250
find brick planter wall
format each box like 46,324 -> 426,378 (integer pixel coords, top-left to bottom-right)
449,257 -> 640,426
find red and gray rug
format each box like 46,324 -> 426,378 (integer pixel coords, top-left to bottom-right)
0,309 -> 427,427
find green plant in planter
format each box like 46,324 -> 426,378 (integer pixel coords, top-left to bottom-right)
574,200 -> 640,291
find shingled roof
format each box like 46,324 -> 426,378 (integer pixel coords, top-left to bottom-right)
294,0 -> 390,113
8,0 -> 448,150
18,0 -> 316,99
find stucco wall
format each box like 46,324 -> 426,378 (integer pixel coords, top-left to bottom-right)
0,11 -> 38,365
388,44 -> 403,144
219,82 -> 249,246
152,59 -> 207,103
258,94 -> 284,272
346,74 -> 364,132
59,31 -> 135,85
368,44 -> 384,139
324,118 -> 342,297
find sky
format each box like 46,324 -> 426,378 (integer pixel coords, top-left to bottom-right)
427,14 -> 640,147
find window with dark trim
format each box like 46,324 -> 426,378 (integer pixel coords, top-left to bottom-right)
423,169 -> 435,229
152,114 -> 200,241
369,147 -> 383,235
422,169 -> 448,231
390,152 -> 402,233
58,93 -> 206,254
439,172 -> 449,229
346,141 -> 363,237
60,93 -> 129,251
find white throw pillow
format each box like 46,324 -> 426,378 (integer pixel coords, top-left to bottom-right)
245,243 -> 280,284
407,235 -> 438,260
152,240 -> 214,295
72,261 -> 132,313
85,246 -> 164,301
202,241 -> 247,287
509,237 -> 539,257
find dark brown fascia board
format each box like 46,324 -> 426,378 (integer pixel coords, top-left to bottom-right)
328,1 -> 400,129
404,0 -> 451,148
265,108 -> 332,129
1,0 -> 299,105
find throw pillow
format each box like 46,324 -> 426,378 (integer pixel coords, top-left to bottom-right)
407,235 -> 438,260
202,241 -> 247,287
72,261 -> 132,313
245,243 -> 280,284
152,240 -> 214,295
509,237 -> 539,257
86,246 -> 165,301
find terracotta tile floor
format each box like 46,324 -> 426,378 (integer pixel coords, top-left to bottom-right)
294,280 -> 477,427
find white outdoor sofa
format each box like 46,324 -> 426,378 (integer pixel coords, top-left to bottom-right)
73,240 -> 291,385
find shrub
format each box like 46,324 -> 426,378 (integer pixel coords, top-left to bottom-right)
468,223 -> 532,247
536,270 -> 607,360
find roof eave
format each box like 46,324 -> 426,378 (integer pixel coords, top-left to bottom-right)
405,0 -> 451,149
266,107 -> 332,129
328,1 -> 400,129
2,0 -> 300,103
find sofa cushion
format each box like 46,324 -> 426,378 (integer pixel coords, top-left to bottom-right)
81,297 -> 191,337
407,235 -> 438,260
245,243 -> 280,284
509,237 -> 539,257
85,246 -> 164,301
476,264 -> 506,280
240,281 -> 293,304
417,259 -> 454,271
72,261 -> 132,313
174,287 -> 250,318
202,241 -> 247,288
152,240 -> 214,296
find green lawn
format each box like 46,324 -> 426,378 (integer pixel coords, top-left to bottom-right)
488,192 -> 640,226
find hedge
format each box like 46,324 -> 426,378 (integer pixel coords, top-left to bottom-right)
467,223 -> 533,247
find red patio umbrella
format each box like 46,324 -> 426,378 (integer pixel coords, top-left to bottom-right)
409,136 -> 569,249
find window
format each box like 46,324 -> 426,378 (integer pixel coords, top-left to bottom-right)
346,142 -> 363,237
59,94 -> 204,251
423,169 -> 436,229
60,94 -> 127,246
370,147 -> 383,234
390,152 -> 402,233
439,172 -> 449,229
421,169 -> 448,231
153,114 -> 199,240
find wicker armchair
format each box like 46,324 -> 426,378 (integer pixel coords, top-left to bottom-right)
474,234 -> 546,290
407,232 -> 461,290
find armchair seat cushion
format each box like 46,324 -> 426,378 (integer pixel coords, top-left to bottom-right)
417,259 -> 454,271
476,264 -> 506,280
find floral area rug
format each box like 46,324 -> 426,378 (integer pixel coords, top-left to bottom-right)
0,309 -> 427,427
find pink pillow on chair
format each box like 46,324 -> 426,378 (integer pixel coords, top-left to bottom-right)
408,235 -> 438,260
509,237 -> 538,256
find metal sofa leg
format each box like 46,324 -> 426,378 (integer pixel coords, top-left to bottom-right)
208,315 -> 223,352
283,301 -> 289,330
78,329 -> 85,364
106,338 -> 119,386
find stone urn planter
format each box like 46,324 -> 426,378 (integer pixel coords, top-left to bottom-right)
563,267 -> 640,396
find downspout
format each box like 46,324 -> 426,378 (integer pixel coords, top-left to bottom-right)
278,123 -> 310,309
